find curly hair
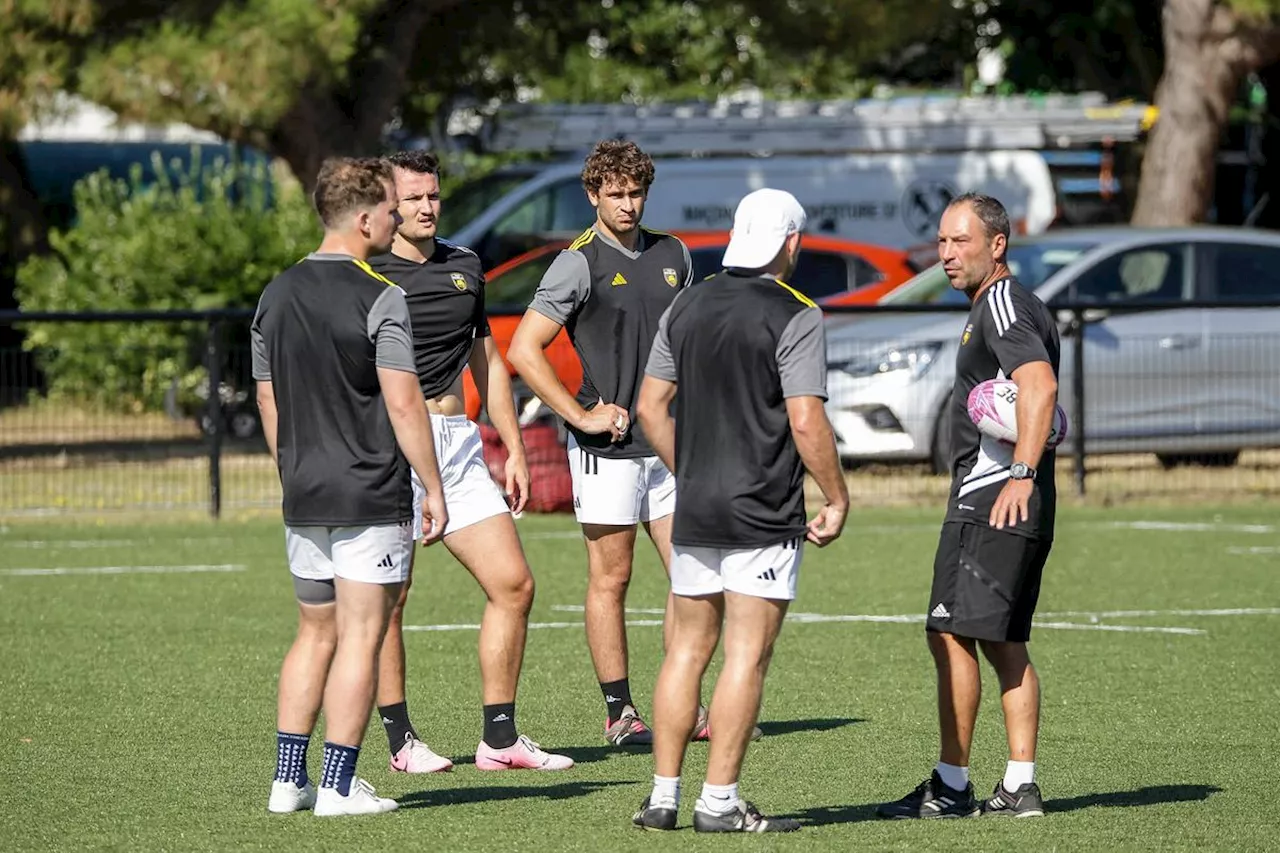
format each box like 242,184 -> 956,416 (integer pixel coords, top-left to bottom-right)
312,157 -> 394,228
581,140 -> 655,194
384,149 -> 441,177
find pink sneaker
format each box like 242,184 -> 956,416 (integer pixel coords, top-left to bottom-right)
390,738 -> 454,773
475,734 -> 574,771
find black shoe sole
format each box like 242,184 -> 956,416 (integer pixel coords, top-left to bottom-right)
983,808 -> 1044,818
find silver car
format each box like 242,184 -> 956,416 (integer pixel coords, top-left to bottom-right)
823,226 -> 1280,471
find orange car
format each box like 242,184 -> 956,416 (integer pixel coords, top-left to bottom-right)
463,231 -> 917,420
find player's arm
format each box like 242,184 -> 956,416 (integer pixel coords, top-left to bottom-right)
249,301 -> 279,465
636,304 -> 679,472
469,328 -> 529,514
507,250 -> 626,441
370,286 -> 448,544
778,306 -> 849,547
988,290 -> 1058,530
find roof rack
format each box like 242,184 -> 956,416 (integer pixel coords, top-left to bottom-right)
479,93 -> 1155,156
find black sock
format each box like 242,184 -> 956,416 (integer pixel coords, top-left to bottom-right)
600,678 -> 634,724
483,702 -> 518,749
378,701 -> 419,753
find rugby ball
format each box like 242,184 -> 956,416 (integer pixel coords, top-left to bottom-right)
967,379 -> 1068,448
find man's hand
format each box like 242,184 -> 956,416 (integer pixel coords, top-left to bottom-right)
505,452 -> 530,515
990,478 -> 1034,530
420,490 -> 449,546
577,398 -> 630,443
807,502 -> 848,547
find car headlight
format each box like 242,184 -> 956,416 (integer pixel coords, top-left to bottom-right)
829,341 -> 943,379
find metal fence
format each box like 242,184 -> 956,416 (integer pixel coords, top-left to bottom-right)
2,304 -> 1278,519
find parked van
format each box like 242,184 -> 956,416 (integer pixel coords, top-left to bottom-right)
440,152 -> 1057,270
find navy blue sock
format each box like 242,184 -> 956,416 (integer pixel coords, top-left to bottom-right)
320,742 -> 360,796
274,732 -> 310,786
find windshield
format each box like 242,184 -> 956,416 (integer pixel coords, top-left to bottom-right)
879,241 -> 1101,305
438,171 -> 536,235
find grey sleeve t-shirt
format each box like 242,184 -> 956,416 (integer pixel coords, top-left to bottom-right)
527,250 -> 591,325
776,306 -> 828,400
367,285 -> 417,373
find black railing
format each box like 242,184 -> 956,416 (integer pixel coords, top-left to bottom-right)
2,301 -> 1279,518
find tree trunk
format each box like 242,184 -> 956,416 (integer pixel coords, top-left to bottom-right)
1132,0 -> 1280,225
268,0 -> 467,192
0,138 -> 51,305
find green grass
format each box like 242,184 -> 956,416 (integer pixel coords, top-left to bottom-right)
2,505 -> 1278,851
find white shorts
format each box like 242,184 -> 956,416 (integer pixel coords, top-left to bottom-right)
411,414 -> 511,540
285,522 -> 413,585
670,538 -> 804,601
567,433 -> 675,526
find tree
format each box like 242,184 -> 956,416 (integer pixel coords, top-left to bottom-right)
1131,0 -> 1280,225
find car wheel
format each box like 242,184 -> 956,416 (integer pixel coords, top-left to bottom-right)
1157,451 -> 1240,469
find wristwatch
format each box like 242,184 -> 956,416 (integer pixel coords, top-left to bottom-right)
1009,462 -> 1037,481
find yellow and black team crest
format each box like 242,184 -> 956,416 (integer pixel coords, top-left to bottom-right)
450,272 -> 468,291
961,323 -> 973,346
663,267 -> 678,287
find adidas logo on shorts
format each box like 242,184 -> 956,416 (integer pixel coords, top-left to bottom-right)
757,568 -> 778,581
930,603 -> 951,619
377,553 -> 395,569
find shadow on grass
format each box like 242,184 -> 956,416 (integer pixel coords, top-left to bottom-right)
786,783 -> 1225,826
397,779 -> 637,810
1047,784 -> 1223,813
756,718 -> 866,738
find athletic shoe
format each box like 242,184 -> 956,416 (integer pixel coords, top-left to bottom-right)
693,800 -> 800,833
690,705 -> 763,742
875,771 -> 980,819
267,779 -> 315,814
313,778 -> 398,816
604,705 -> 653,746
982,781 -> 1045,817
632,796 -> 678,831
475,734 -> 574,771
389,737 -> 453,774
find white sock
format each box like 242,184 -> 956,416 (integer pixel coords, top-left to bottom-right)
650,774 -> 680,808
1003,760 -> 1035,791
697,781 -> 739,815
935,761 -> 970,791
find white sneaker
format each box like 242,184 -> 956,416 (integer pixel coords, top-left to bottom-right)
267,779 -> 316,813
313,778 -> 399,817
389,737 -> 453,773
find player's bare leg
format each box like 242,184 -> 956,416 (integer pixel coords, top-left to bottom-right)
312,577 -> 402,816
929,631 -> 981,767
584,523 -> 653,745
976,640 -> 1044,815
278,602 -> 337,737
376,552 -> 453,774
641,515 -> 676,651
703,592 -> 787,787
652,594 -> 723,776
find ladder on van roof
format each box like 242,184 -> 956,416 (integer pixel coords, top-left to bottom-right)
478,93 -> 1156,156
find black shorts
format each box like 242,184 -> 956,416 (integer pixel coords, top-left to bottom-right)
926,522 -> 1052,643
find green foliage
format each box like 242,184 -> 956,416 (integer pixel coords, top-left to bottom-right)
15,151 -> 319,411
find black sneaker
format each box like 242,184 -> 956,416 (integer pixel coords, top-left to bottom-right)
982,782 -> 1045,817
876,771 -> 980,819
693,800 -> 801,833
632,796 -> 678,831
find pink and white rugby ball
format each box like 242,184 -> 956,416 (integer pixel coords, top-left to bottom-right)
967,379 -> 1068,448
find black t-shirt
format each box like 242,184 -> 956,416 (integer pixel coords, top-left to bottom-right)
529,226 -> 692,459
645,271 -> 829,549
250,254 -> 418,527
369,239 -> 490,398
945,276 -> 1061,539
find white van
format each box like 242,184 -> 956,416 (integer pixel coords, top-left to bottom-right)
440,151 -> 1057,271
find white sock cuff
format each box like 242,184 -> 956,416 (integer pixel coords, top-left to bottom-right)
1003,760 -> 1036,789
935,761 -> 970,791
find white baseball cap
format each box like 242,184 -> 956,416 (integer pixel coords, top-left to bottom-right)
720,188 -> 808,270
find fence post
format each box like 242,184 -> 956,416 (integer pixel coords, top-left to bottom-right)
206,318 -> 224,519
1070,308 -> 1087,496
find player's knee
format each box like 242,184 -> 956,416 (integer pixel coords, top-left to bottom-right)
506,569 -> 535,614
588,566 -> 631,598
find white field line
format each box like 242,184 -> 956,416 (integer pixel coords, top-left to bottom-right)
1227,546 -> 1280,555
1038,607 -> 1280,619
1102,521 -> 1275,534
405,609 -> 1213,637
0,564 -> 246,577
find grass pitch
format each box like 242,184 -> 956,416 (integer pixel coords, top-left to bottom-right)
1,505 -> 1278,851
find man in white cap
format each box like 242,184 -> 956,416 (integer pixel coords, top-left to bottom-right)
630,188 -> 850,833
